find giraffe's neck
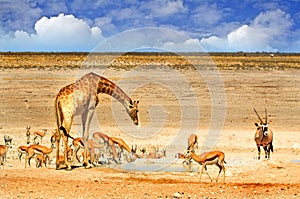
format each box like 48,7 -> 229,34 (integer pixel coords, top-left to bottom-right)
97,76 -> 132,108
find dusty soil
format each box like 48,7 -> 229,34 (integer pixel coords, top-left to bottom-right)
0,53 -> 299,198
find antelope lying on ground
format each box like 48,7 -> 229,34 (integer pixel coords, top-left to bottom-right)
184,150 -> 226,183
253,107 -> 273,159
0,135 -> 13,167
25,133 -> 57,168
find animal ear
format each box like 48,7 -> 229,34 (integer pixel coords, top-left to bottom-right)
254,123 -> 259,127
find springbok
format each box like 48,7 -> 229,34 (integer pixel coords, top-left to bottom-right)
54,145 -> 73,168
93,132 -> 119,163
139,147 -> 147,158
187,133 -> 198,152
109,137 -> 140,163
253,107 -> 273,159
72,137 -> 105,165
180,133 -> 198,165
18,145 -> 29,161
0,135 -> 13,164
185,150 -> 226,183
175,152 -> 193,171
33,129 -> 47,144
146,146 -> 166,159
26,126 -> 31,144
72,137 -> 85,163
35,153 -> 50,168
25,133 -> 57,168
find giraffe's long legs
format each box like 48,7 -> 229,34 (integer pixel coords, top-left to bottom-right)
62,132 -> 71,170
55,130 -> 61,169
82,104 -> 95,168
56,117 -> 73,170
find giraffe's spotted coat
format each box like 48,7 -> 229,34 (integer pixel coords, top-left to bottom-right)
54,72 -> 139,169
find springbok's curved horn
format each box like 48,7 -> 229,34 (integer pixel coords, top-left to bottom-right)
265,107 -> 268,124
253,108 -> 263,124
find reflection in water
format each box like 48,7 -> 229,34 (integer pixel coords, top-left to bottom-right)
291,160 -> 300,163
109,158 -> 200,172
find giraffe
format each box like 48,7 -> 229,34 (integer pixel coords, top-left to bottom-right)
55,72 -> 139,170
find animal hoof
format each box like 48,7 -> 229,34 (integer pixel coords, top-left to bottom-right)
83,162 -> 92,169
85,164 -> 92,169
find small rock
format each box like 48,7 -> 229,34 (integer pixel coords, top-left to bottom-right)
173,192 -> 182,198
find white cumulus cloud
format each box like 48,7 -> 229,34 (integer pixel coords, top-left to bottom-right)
227,25 -> 272,51
0,14 -> 105,52
0,9 -> 297,52
200,9 -> 294,52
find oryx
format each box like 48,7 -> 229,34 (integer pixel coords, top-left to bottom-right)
253,107 -> 273,159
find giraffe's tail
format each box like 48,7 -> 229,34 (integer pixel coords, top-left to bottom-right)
59,126 -> 75,140
55,99 -> 63,130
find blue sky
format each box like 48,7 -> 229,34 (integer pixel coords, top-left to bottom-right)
0,0 -> 299,52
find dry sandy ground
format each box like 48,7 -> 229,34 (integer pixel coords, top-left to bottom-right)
0,55 -> 299,198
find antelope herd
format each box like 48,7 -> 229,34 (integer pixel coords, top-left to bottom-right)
1,107 -> 274,184
1,125 -> 167,170
1,105 -> 274,184
0,72 -> 276,184
1,106 -> 275,183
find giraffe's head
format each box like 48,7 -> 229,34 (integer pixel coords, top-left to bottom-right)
127,100 -> 139,125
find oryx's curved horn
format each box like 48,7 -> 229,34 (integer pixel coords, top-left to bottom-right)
253,108 -> 263,124
265,107 -> 268,124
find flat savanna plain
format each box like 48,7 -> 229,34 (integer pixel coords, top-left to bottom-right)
0,52 -> 300,198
